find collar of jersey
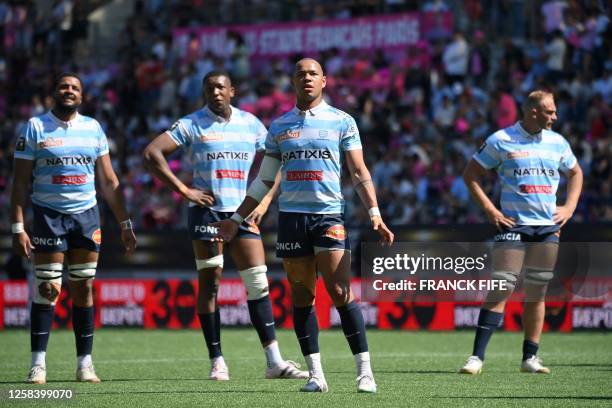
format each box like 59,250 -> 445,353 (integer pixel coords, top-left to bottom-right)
292,100 -> 328,117
48,111 -> 81,127
203,105 -> 234,123
515,121 -> 542,139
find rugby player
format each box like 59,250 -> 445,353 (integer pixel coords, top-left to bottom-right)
143,71 -> 307,381
11,73 -> 137,384
460,90 -> 583,374
214,58 -> 394,393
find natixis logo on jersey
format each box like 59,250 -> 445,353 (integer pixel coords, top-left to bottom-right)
325,224 -> 347,241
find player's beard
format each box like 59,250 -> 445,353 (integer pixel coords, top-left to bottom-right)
53,101 -> 79,116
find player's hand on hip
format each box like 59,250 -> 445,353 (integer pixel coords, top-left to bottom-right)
485,207 -> 516,231
247,208 -> 266,225
553,205 -> 574,227
12,232 -> 35,259
184,188 -> 215,207
211,219 -> 239,243
372,216 -> 394,246
120,229 -> 137,255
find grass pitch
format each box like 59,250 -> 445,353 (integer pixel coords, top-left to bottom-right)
0,329 -> 610,407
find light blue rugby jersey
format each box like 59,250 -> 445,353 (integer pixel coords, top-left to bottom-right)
473,122 -> 577,225
266,100 -> 362,214
14,112 -> 109,214
167,106 -> 266,212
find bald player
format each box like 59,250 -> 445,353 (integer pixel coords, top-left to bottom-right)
214,58 -> 394,393
460,90 -> 583,375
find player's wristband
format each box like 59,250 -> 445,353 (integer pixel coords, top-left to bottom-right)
230,213 -> 244,225
119,219 -> 133,231
11,223 -> 25,234
368,207 -> 381,217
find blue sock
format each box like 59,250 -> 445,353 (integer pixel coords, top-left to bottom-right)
522,340 -> 539,361
293,305 -> 319,356
31,303 -> 54,352
247,296 -> 276,344
337,301 -> 369,355
472,309 -> 504,360
198,311 -> 222,359
72,306 -> 94,356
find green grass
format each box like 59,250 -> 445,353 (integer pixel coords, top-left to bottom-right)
0,329 -> 610,407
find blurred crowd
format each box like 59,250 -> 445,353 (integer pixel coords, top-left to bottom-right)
0,0 -> 610,232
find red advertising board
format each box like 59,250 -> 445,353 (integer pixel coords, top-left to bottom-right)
1,279 -> 610,331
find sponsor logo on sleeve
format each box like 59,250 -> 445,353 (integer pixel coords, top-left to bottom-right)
16,137 -> 26,151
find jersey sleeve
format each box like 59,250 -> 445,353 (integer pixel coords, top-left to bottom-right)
252,116 -> 267,152
473,134 -> 502,169
13,120 -> 37,160
559,139 -> 578,172
340,115 -> 362,151
265,123 -> 280,154
166,119 -> 191,147
96,121 -> 110,157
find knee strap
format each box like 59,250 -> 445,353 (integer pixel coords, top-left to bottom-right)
491,270 -> 518,291
239,265 -> 269,300
68,262 -> 97,281
196,255 -> 224,270
525,267 -> 554,286
34,263 -> 63,305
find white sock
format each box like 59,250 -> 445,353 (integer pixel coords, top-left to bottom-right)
77,354 -> 92,369
354,352 -> 373,377
31,351 -> 46,368
305,353 -> 324,377
264,341 -> 284,368
211,356 -> 226,366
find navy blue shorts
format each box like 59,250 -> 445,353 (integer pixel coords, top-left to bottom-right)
32,204 -> 101,253
493,225 -> 560,244
276,212 -> 350,258
188,206 -> 260,241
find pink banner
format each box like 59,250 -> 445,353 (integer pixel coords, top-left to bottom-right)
173,12 -> 453,59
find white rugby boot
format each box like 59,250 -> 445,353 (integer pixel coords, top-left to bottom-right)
266,360 -> 309,379
26,365 -> 46,384
459,355 -> 483,374
520,356 -> 550,374
76,365 -> 101,383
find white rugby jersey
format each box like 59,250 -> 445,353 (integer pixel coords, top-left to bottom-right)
266,100 -> 362,214
168,106 -> 267,212
473,122 -> 577,225
14,112 -> 109,214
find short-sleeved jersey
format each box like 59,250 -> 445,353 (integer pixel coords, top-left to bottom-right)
14,112 -> 109,214
265,101 -> 362,214
473,122 -> 577,225
167,106 -> 267,212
